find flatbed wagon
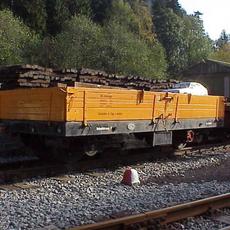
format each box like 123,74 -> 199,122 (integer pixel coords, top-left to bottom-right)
0,86 -> 226,158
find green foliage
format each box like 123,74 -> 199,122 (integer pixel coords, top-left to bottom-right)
0,0 -> 215,79
90,0 -> 112,22
151,0 -> 185,16
152,0 -> 212,75
48,16 -> 103,69
44,15 -> 166,78
46,0 -> 70,35
99,0 -> 166,77
107,0 -> 140,33
211,30 -> 230,63
0,1 -> 11,10
153,6 -> 188,74
164,0 -> 185,16
65,0 -> 92,17
215,30 -> 230,49
0,10 -> 40,65
108,0 -> 155,43
184,14 -> 212,65
129,0 -> 156,43
11,0 -> 47,35
101,21 -> 166,78
210,43 -> 230,63
46,0 -> 94,35
31,36 -> 54,67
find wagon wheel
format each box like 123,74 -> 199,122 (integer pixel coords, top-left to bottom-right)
83,144 -> 99,157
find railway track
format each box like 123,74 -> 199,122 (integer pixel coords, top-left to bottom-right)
0,141 -> 230,184
174,142 -> 230,156
71,193 -> 230,230
0,142 -> 229,229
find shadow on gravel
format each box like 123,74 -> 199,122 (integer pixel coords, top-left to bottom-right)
144,158 -> 230,185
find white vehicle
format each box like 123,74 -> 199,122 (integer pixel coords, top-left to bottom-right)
164,82 -> 208,96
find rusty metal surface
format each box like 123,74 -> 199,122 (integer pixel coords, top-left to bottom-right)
71,193 -> 230,230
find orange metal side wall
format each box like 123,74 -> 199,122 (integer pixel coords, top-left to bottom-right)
66,87 -> 225,122
0,87 -> 225,122
0,87 -> 66,121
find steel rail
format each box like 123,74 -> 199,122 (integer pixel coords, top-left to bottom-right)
71,193 -> 230,230
174,142 -> 230,156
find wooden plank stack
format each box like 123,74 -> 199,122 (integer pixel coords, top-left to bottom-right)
0,64 -> 179,91
77,68 -> 179,91
0,65 -> 79,89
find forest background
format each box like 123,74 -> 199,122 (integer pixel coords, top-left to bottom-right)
0,0 -> 229,78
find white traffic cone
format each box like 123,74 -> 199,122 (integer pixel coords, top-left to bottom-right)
121,167 -> 140,186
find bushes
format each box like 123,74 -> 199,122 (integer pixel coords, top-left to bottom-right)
0,1 -> 214,79
101,22 -> 166,78
152,0 -> 212,76
210,44 -> 230,63
0,8 -> 166,78
44,15 -> 166,78
48,15 -> 103,69
0,10 -> 39,65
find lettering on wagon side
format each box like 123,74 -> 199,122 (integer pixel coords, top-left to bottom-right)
98,112 -> 123,116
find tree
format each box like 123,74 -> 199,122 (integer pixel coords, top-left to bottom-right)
210,43 -> 230,63
152,0 -> 212,75
107,0 -> 140,34
10,0 -> 47,34
31,36 -> 54,67
184,14 -> 212,65
102,0 -> 167,77
153,5 -> 188,75
65,0 -> 92,17
46,0 -> 70,35
42,14 -> 167,78
47,15 -> 104,69
131,0 -> 157,43
0,10 -> 40,65
101,21 -> 166,78
0,1 -> 10,10
45,0 -> 96,35
150,0 -> 185,16
165,0 -> 185,16
0,0 -> 95,35
90,0 -> 112,23
215,30 -> 230,49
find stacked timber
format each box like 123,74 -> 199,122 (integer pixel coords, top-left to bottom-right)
0,65 -> 54,89
0,65 -> 80,88
78,68 -> 179,91
0,64 -> 179,90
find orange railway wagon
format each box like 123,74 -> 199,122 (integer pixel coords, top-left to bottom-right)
0,86 -> 225,149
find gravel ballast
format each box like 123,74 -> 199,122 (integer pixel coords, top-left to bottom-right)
0,152 -> 230,229
169,208 -> 230,230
